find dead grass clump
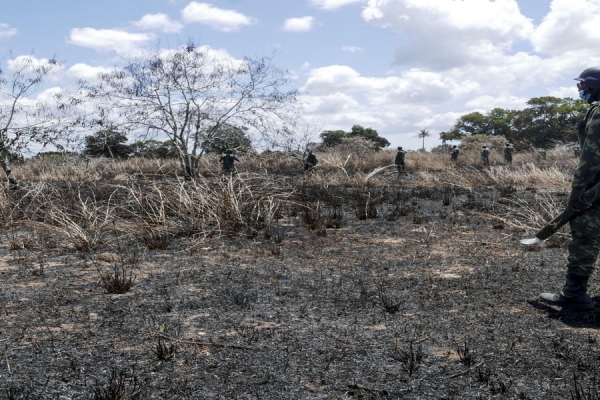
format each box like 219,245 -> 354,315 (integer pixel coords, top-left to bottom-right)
391,340 -> 424,376
98,264 -> 136,294
154,337 -> 176,361
91,368 -> 145,400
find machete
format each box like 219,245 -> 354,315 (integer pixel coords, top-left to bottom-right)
520,181 -> 600,245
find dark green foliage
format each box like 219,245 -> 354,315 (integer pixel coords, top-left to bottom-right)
441,97 -> 587,148
84,129 -> 132,159
320,125 -> 390,150
130,139 -> 178,159
203,124 -> 254,154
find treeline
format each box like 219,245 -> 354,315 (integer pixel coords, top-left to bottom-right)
440,97 -> 587,149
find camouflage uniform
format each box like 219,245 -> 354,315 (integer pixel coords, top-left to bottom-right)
395,148 -> 407,172
450,147 -> 459,163
305,152 -> 317,171
567,101 -> 600,279
220,152 -> 239,173
0,145 -> 17,185
504,144 -> 513,164
481,147 -> 490,167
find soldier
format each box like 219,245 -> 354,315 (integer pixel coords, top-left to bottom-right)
450,145 -> 459,164
395,146 -> 407,173
0,145 -> 18,187
539,66 -> 600,310
574,145 -> 581,158
504,142 -> 514,164
481,145 -> 490,167
304,148 -> 318,171
220,149 -> 239,174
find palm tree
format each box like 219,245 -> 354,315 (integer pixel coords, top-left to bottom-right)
417,129 -> 431,150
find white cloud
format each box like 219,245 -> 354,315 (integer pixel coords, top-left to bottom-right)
67,63 -> 113,83
547,86 -> 579,99
68,28 -> 154,53
464,94 -> 529,111
342,46 -> 363,52
0,23 -> 17,39
134,13 -> 183,33
531,0 -> 600,56
6,56 -> 65,78
309,0 -> 366,10
281,16 -> 317,32
181,2 -> 254,32
362,0 -> 534,70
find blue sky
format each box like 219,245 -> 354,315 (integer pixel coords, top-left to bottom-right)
2,0 -> 598,150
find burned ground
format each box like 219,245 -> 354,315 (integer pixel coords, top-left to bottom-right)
0,178 -> 598,399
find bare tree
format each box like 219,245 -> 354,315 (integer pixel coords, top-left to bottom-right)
81,43 -> 298,178
417,128 -> 431,150
0,54 -> 72,184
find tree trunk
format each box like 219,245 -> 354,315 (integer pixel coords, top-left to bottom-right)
181,153 -> 199,179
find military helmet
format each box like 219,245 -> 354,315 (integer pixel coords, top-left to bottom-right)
398,146 -> 402,150
482,145 -> 487,148
452,145 -> 457,148
226,149 -> 232,154
575,66 -> 600,89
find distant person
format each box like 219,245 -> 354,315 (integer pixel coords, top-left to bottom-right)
0,146 -> 18,188
574,145 -> 581,158
304,148 -> 318,171
538,66 -> 600,310
481,145 -> 490,167
504,142 -> 514,164
450,145 -> 459,164
395,146 -> 407,173
220,149 -> 239,174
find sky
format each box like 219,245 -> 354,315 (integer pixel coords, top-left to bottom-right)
1,0 -> 600,150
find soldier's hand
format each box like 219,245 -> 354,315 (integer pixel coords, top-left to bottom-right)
568,188 -> 592,211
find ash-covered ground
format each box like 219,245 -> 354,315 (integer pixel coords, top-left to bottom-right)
1,183 -> 598,399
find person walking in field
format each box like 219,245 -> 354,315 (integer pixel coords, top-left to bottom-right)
0,145 -> 18,188
450,145 -> 459,164
304,148 -> 318,171
395,146 -> 407,173
220,149 -> 239,174
538,66 -> 600,310
481,145 -> 490,167
504,142 -> 514,164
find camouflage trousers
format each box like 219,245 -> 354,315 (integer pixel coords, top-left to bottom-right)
567,204 -> 600,278
0,148 -> 15,182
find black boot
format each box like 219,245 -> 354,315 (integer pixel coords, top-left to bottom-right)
539,274 -> 594,310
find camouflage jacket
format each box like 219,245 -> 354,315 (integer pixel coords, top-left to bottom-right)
395,150 -> 406,164
481,149 -> 490,158
220,154 -> 239,170
504,146 -> 513,157
451,149 -> 459,159
306,153 -> 318,166
573,101 -> 600,189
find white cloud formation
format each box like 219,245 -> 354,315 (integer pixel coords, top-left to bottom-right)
362,0 -> 534,70
531,0 -> 600,56
281,16 -> 317,32
134,13 -> 183,33
309,0 -> 366,10
342,46 -> 363,52
68,28 -> 154,53
67,63 -> 113,83
0,23 -> 17,39
181,2 -> 254,32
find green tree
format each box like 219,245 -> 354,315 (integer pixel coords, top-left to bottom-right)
84,129 -> 132,158
319,125 -> 390,150
203,124 -> 254,154
320,130 -> 347,147
130,139 -> 178,159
